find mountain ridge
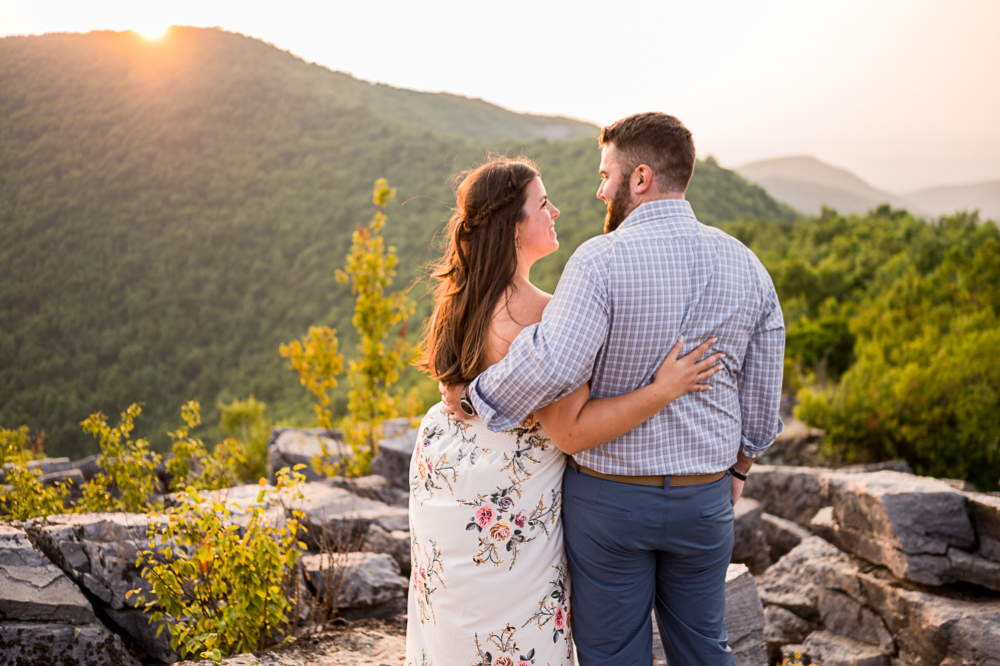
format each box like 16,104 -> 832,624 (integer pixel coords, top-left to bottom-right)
0,27 -> 792,458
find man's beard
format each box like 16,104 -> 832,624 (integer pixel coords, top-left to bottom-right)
603,176 -> 635,234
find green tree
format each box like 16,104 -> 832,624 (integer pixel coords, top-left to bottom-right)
798,239 -> 1000,489
279,327 -> 344,432
336,179 -> 415,475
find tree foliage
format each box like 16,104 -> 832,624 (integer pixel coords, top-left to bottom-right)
725,208 -> 1000,489
336,179 -> 415,475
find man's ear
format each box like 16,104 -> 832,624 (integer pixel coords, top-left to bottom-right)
631,164 -> 655,195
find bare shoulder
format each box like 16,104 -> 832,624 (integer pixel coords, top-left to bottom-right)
485,283 -> 552,365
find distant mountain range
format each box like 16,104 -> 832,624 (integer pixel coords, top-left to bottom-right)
737,156 -> 999,222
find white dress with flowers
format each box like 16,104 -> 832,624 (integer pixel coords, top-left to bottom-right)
406,402 -> 572,666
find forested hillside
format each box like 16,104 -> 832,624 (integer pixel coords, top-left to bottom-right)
0,28 -> 792,458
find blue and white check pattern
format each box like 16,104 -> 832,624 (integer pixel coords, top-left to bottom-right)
470,199 -> 785,476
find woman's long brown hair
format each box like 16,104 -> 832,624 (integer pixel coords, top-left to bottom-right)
417,157 -> 539,385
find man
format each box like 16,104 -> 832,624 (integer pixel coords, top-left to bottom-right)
442,112 -> 784,666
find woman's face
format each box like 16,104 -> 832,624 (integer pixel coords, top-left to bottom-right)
516,176 -> 560,264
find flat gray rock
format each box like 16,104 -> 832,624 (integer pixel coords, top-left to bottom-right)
0,525 -> 97,625
725,564 -> 767,666
290,482 -> 409,549
105,607 -> 177,664
362,522 -> 410,577
732,498 -> 771,574
370,419 -> 418,490
266,427 -> 347,484
801,630 -> 889,666
761,512 -> 811,561
966,491 -> 1000,563
0,621 -> 140,666
27,512 -> 156,610
742,465 -> 833,527
820,474 -> 1000,590
302,551 -> 407,619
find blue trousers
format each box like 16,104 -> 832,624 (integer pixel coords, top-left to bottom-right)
563,466 -> 735,666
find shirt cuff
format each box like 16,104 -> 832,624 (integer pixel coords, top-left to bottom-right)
468,375 -> 497,429
739,419 -> 785,458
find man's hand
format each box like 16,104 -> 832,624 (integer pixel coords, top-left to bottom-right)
439,382 -> 473,421
731,450 -> 754,505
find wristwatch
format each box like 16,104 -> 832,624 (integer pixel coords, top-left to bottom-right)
459,383 -> 477,417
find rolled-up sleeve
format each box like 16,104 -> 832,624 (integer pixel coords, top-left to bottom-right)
470,253 -> 610,431
738,269 -> 786,457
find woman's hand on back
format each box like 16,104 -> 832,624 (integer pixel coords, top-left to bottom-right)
652,337 -> 724,405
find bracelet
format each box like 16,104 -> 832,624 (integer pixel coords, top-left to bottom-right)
729,466 -> 748,481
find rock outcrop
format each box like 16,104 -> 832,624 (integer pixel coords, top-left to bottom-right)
301,551 -> 407,621
266,428 -> 347,484
369,419 -> 418,490
757,535 -> 1000,665
0,524 -> 140,666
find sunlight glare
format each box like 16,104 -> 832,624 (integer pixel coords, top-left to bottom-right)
134,24 -> 170,41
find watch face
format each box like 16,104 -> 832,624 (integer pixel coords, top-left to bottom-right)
460,398 -> 476,417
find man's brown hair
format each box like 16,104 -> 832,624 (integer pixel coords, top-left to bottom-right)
599,112 -> 695,195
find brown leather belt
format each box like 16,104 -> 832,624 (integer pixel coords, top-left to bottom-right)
568,459 -> 727,488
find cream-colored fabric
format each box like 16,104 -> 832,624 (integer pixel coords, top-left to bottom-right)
406,402 -> 572,666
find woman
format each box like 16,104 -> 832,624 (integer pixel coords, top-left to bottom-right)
407,158 -> 722,666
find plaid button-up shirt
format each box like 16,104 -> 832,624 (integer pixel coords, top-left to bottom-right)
469,199 -> 785,476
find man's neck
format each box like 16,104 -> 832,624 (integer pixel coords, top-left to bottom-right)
635,190 -> 686,207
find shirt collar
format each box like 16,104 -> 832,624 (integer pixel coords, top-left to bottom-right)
618,199 -> 695,231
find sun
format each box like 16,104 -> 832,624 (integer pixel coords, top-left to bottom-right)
133,24 -> 170,41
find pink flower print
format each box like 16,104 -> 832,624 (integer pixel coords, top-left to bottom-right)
493,657 -> 514,666
415,439 -> 423,458
554,606 -> 566,630
425,457 -> 434,474
420,566 -> 427,580
475,505 -> 495,529
513,511 -> 527,528
417,459 -> 428,481
497,496 -> 515,512
519,661 -> 532,666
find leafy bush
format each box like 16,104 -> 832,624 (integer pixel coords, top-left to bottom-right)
77,404 -> 162,513
131,466 -> 308,660
798,239 -> 1000,489
0,426 -> 69,520
219,395 -> 271,483
166,399 -> 246,492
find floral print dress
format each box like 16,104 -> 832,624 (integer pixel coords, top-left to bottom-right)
406,402 -> 572,666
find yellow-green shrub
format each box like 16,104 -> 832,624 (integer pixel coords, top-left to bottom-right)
167,400 -> 246,492
131,466 -> 308,660
219,395 -> 271,483
77,404 -> 162,513
0,426 -> 69,520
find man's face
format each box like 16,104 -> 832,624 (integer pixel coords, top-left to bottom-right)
597,143 -> 635,233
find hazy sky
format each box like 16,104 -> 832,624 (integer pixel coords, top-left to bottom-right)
2,0 -> 998,192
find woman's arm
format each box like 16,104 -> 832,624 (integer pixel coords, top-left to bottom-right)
535,338 -> 724,455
